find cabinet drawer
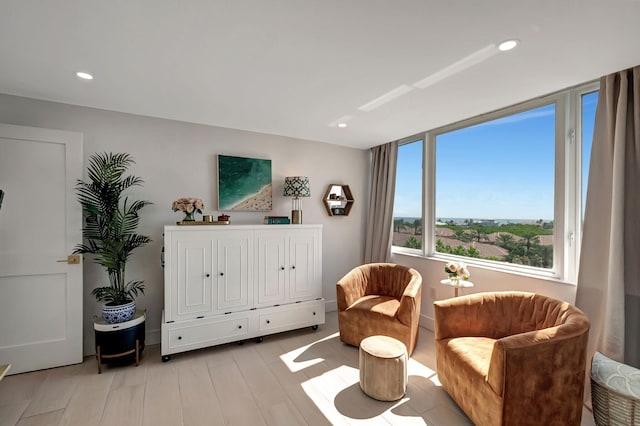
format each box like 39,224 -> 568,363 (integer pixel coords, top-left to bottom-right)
258,300 -> 324,334
165,314 -> 249,352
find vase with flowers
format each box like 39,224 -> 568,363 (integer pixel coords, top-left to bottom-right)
172,197 -> 204,222
444,261 -> 470,286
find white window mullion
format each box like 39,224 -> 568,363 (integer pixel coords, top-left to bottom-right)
425,131 -> 436,256
561,92 -> 578,283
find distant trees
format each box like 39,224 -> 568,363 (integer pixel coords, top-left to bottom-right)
413,218 -> 422,235
434,223 -> 553,268
435,240 -> 483,259
503,232 -> 551,268
395,218 -> 553,269
496,233 -> 516,250
404,236 -> 422,249
454,229 -> 471,242
469,226 -> 488,243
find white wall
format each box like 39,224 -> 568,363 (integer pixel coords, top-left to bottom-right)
0,93 -> 369,355
392,252 -> 579,330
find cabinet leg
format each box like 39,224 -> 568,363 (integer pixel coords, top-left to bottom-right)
162,355 -> 171,362
256,336 -> 264,343
96,346 -> 102,374
311,325 -> 319,331
135,339 -> 140,366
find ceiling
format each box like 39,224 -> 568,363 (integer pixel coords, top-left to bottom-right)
1,1 -> 640,150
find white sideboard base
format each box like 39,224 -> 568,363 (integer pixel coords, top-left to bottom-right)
161,299 -> 325,358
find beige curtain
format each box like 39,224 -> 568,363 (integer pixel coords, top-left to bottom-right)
576,66 -> 640,372
364,141 -> 398,263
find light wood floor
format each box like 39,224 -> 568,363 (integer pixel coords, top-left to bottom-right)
0,312 -> 596,425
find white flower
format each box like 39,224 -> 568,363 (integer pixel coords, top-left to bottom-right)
445,261 -> 470,280
172,197 -> 204,214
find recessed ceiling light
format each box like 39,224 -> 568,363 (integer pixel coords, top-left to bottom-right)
328,115 -> 352,128
498,39 -> 519,52
76,71 -> 93,80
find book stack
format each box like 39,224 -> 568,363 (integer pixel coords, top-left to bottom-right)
264,215 -> 290,224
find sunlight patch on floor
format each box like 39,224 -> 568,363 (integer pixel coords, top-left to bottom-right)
300,359 -> 439,425
279,332 -> 340,373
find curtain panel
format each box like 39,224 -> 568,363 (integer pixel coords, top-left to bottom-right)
576,66 -> 640,369
364,141 -> 398,263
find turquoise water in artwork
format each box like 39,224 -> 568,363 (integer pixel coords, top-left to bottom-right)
218,155 -> 272,210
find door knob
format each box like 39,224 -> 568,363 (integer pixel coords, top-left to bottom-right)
57,255 -> 80,264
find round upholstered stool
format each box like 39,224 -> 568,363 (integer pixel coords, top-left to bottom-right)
359,335 -> 408,401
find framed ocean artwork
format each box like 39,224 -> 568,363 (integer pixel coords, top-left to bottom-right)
217,155 -> 272,211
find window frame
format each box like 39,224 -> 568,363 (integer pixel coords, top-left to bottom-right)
392,81 -> 599,283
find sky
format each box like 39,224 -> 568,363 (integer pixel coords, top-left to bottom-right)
394,91 -> 598,220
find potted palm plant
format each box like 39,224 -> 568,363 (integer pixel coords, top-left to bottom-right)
74,152 -> 152,324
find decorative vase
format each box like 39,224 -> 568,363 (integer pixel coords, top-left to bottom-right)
183,211 -> 195,221
449,276 -> 461,286
102,300 -> 136,324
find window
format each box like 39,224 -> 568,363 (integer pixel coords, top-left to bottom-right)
392,83 -> 599,282
435,104 -> 555,268
393,139 -> 423,251
581,91 -> 598,220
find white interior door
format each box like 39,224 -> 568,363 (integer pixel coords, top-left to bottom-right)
0,123 -> 83,374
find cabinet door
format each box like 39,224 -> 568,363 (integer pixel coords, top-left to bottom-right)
288,229 -> 321,301
255,231 -> 287,307
170,237 -> 215,321
215,231 -> 253,313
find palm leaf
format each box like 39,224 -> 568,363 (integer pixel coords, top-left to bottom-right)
74,152 -> 153,304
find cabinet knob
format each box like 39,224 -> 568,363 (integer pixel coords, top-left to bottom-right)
291,265 -> 296,270
280,266 -> 285,270
205,273 -> 210,277
238,325 -> 242,329
266,320 -> 270,324
178,336 -> 182,340
313,312 -> 316,315
220,272 -> 224,276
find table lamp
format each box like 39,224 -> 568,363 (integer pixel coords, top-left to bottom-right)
283,176 -> 310,224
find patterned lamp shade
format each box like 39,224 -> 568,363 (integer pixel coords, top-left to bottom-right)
283,176 -> 310,198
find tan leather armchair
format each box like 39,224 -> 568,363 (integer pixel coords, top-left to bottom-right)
336,263 -> 422,355
434,291 -> 590,426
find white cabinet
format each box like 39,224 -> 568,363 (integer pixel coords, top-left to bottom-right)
288,230 -> 321,301
215,231 -> 253,313
164,229 -> 253,322
162,224 -> 323,359
255,228 -> 321,307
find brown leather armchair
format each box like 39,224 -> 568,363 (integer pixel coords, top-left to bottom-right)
336,263 -> 422,355
434,291 -> 590,426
